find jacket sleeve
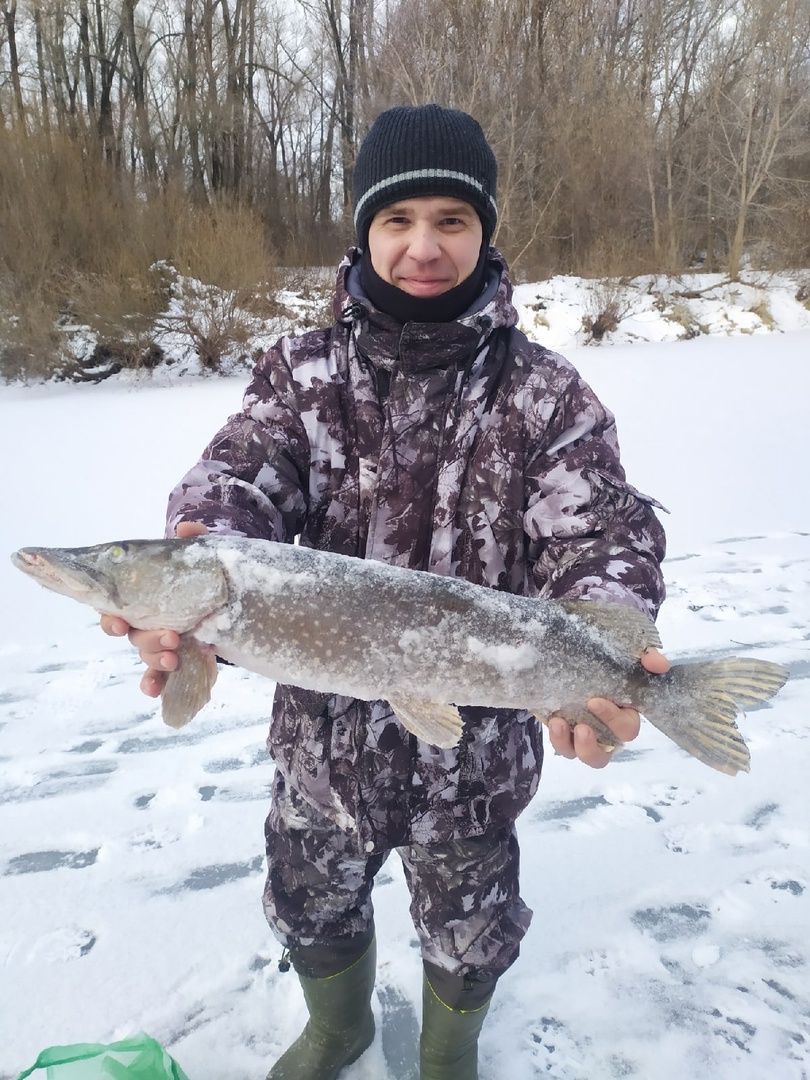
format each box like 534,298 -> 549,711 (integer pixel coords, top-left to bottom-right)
523,352 -> 666,619
165,337 -> 315,540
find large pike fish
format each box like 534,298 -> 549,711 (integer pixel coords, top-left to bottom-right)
12,537 -> 788,775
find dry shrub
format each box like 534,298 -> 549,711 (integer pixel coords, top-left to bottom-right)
0,268 -> 60,381
0,127 -> 275,379
581,278 -> 634,342
771,190 -> 810,269
278,266 -> 335,327
667,301 -> 702,340
748,298 -> 775,330
169,198 -> 276,298
581,235 -> 658,281
70,339 -> 166,383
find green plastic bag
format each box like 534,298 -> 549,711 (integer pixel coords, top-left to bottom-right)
16,1032 -> 190,1080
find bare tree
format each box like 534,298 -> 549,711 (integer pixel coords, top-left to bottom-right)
122,0 -> 157,176
708,0 -> 810,275
2,1 -> 26,126
1,0 -> 808,276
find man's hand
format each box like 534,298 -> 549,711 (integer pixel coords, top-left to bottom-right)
99,521 -> 208,697
547,648 -> 670,768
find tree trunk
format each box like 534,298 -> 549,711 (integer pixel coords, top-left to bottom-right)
3,1 -> 27,127
123,0 -> 157,177
184,0 -> 207,199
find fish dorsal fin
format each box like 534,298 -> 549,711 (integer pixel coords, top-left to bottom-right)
388,695 -> 464,748
558,599 -> 662,660
161,636 -> 219,729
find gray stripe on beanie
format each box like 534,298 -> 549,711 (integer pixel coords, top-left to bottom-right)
353,169 -> 499,230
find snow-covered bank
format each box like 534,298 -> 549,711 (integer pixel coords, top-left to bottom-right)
515,269 -> 810,351
9,266 -> 810,384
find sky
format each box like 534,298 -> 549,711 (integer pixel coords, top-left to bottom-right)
1,276 -> 808,1080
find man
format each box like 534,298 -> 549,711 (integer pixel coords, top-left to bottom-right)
103,105 -> 668,1079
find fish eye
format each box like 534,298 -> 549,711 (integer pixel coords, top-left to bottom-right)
109,544 -> 126,561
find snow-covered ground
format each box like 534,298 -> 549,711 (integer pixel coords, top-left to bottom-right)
1,276 -> 808,1080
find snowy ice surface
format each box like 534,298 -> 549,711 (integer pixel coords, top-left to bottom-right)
1,285 -> 809,1080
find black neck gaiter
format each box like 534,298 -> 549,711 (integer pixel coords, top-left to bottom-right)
359,242 -> 490,324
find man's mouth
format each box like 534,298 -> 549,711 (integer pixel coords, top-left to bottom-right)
398,277 -> 451,296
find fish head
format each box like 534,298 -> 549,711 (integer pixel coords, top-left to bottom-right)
11,537 -> 228,632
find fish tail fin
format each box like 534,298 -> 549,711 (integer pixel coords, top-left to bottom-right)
642,658 -> 788,775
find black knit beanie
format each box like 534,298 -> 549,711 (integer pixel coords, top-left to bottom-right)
353,104 -> 498,248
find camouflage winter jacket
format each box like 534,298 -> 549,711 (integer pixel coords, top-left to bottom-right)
167,248 -> 666,851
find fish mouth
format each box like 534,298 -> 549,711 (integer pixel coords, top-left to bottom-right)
11,548 -> 113,602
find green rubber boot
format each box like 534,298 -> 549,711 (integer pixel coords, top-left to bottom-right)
266,932 -> 376,1080
419,962 -> 498,1080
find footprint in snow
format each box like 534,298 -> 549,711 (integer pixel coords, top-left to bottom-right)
4,848 -> 99,875
202,748 -> 268,774
631,902 -> 712,943
195,782 -> 272,803
161,854 -> 265,894
0,759 -> 118,804
378,982 -> 420,1080
528,1015 -> 602,1078
14,925 -> 97,963
735,870 -> 807,905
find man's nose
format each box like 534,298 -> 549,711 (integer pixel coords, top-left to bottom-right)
407,224 -> 442,261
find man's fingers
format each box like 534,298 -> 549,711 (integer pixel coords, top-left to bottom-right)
175,521 -> 209,538
548,718 -> 614,768
587,697 -> 641,743
132,647 -> 178,672
140,669 -> 167,697
641,647 -> 670,674
101,606 -> 186,702
548,700 -> 643,769
547,716 -> 577,759
571,723 -> 616,769
100,613 -> 129,637
547,651 -> 670,769
127,627 -> 180,668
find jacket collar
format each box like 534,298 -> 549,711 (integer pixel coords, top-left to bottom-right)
333,246 -> 519,373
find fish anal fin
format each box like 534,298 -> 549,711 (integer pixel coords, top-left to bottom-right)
161,636 -> 219,729
388,696 -> 464,748
558,599 -> 662,660
533,703 -> 624,754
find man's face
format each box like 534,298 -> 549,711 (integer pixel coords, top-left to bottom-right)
367,197 -> 483,297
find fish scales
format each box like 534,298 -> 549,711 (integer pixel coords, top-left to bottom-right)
199,540 -> 578,710
11,536 -> 789,774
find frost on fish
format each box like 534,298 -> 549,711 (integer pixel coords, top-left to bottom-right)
11,536 -> 789,775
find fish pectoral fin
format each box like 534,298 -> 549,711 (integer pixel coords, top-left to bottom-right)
534,704 -> 625,754
558,599 -> 662,660
388,696 -> 464,749
161,636 -> 219,729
